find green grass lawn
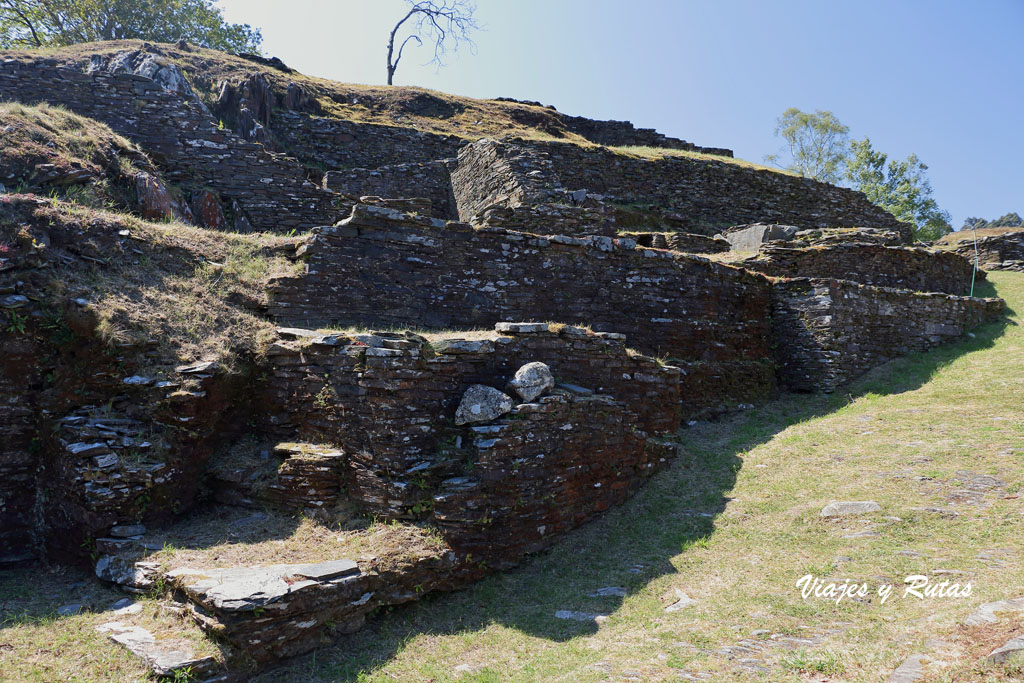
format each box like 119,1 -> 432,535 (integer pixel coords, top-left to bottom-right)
2,274 -> 1021,682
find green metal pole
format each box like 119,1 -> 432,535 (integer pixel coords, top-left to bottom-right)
970,226 -> 979,297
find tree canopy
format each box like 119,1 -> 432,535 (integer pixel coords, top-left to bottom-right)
962,212 -> 1023,230
765,107 -> 850,184
845,137 -> 951,241
0,0 -> 262,52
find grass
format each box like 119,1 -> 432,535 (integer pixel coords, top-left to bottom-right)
0,102 -> 149,211
937,226 -> 1024,244
0,566 -> 223,681
609,144 -> 799,175
1,196 -> 299,367
248,272 -> 1022,682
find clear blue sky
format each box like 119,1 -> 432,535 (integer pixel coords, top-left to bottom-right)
218,0 -> 1023,229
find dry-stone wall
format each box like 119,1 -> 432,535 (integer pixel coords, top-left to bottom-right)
433,395 -> 676,563
262,323 -> 681,519
947,231 -> 1024,272
524,140 -> 912,237
273,110 -> 464,169
323,160 -> 457,220
743,244 -> 981,296
772,278 -> 1004,392
0,57 -> 341,232
267,204 -> 774,364
0,331 -> 40,566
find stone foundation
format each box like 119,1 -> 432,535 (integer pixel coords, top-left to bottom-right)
772,278 -> 1005,392
743,244 -> 981,296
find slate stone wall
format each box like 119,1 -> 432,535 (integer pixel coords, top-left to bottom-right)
433,396 -> 676,562
527,140 -> 913,237
0,59 -> 342,232
742,244 -> 981,296
947,231 -> 1024,272
0,334 -> 41,566
772,278 -> 1005,392
266,205 -> 774,364
323,160 -> 457,220
272,110 -> 464,170
262,324 -> 681,519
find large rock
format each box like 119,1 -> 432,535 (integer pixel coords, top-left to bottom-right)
507,362 -> 555,402
455,385 -> 515,425
133,172 -> 191,223
820,501 -> 881,518
988,636 -> 1024,664
97,621 -> 218,678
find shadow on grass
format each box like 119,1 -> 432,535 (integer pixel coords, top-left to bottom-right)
252,304 -> 1016,681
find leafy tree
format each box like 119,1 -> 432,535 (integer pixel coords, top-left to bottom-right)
0,0 -> 261,52
766,107 -> 850,184
386,0 -> 479,86
845,137 -> 951,241
961,212 -> 1023,230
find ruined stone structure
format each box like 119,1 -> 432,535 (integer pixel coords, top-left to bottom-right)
944,230 -> 1024,272
772,279 -> 1004,392
0,41 -> 1010,678
743,243 -> 982,296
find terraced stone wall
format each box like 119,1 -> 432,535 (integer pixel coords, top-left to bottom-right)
526,140 -> 913,238
262,324 -> 681,519
323,160 -> 457,220
947,231 -> 1024,272
267,205 -> 774,364
772,278 -> 1005,392
0,59 -> 341,232
743,244 -> 981,296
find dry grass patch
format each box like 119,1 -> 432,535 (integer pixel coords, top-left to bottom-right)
610,144 -> 799,176
0,565 -> 222,682
143,507 -> 448,575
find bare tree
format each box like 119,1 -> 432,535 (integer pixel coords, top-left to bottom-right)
386,0 -> 478,86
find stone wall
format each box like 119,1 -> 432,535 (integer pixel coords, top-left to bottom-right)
0,332 -> 41,566
323,160 -> 457,220
525,140 -> 913,238
273,110 -> 464,170
772,278 -> 1005,392
0,58 -> 341,232
947,231 -> 1024,272
433,396 -> 676,562
743,244 -> 981,296
623,231 -> 731,254
266,204 -> 774,364
262,323 -> 681,519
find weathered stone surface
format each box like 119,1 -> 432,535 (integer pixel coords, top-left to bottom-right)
964,596 -> 1024,626
987,636 -> 1024,664
133,172 -> 191,223
97,621 -> 218,678
109,524 -> 147,538
455,385 -> 515,425
507,362 -> 554,402
743,243 -> 980,296
820,501 -> 882,518
665,589 -> 697,612
267,204 -> 774,367
190,190 -> 227,230
773,279 -> 1004,392
888,654 -> 925,683
724,223 -> 799,251
946,230 -> 1024,272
